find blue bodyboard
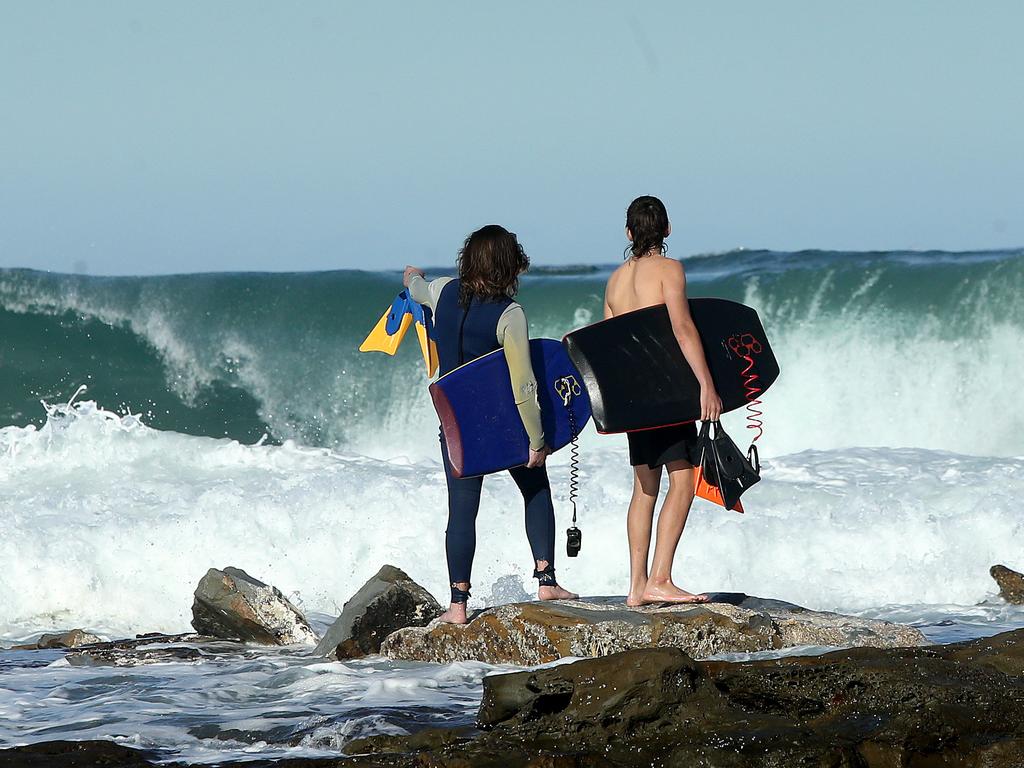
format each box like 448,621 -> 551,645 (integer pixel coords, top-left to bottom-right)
430,338 -> 592,478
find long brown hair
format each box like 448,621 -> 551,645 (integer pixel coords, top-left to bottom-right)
625,195 -> 669,259
457,225 -> 530,306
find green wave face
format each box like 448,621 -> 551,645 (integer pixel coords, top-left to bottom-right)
1,248 -> 1022,456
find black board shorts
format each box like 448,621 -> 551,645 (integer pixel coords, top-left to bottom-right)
627,422 -> 700,469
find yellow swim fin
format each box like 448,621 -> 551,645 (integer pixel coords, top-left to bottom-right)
359,306 -> 413,356
416,322 -> 439,377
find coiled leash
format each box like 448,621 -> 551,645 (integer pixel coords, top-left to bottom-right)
554,375 -> 583,557
727,333 -> 765,469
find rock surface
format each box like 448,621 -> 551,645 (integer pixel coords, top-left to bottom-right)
352,627 -> 1024,766
10,628 -> 103,650
0,740 -> 409,766
191,567 -> 318,646
381,593 -> 925,664
63,634 -> 267,667
991,563 -> 1024,604
313,564 -> 442,659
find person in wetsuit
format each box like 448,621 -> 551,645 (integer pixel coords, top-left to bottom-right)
603,196 -> 723,606
404,225 -> 578,624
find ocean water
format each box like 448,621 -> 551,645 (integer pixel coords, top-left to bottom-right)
1,248 -> 1022,762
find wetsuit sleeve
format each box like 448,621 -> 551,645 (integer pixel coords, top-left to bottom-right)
408,275 -> 453,312
497,304 -> 545,451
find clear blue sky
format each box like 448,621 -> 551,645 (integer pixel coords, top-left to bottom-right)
1,1 -> 1021,275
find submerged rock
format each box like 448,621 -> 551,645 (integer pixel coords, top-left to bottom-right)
191,567 -> 318,646
381,593 -> 925,665
313,564 -> 442,659
358,628 -> 1024,767
10,628 -> 103,650
58,633 -> 266,667
991,563 -> 1024,604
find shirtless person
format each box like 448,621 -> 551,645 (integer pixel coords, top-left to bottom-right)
604,196 -> 723,606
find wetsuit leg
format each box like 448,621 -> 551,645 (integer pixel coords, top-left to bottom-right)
441,436 -> 484,593
508,464 -> 556,570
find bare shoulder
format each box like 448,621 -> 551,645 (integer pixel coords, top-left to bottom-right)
607,261 -> 629,285
658,257 -> 686,283
605,262 -> 628,297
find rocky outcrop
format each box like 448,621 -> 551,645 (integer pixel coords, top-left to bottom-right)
0,739 -> 417,767
60,634 -> 266,667
190,567 -> 318,646
381,593 -> 925,665
991,563 -> 1024,604
0,741 -> 167,767
350,627 -> 1024,767
313,564 -> 442,659
10,628 -> 102,650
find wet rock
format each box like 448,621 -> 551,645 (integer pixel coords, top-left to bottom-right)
314,564 -> 442,659
61,633 -> 264,667
480,646 -> 701,732
991,563 -> 1024,604
0,740 -> 166,767
10,628 -> 103,650
382,593 -> 925,665
0,739 -> 416,766
191,567 -> 318,646
68,645 -> 206,667
370,628 -> 1024,767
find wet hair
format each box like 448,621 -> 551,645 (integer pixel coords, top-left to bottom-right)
457,225 -> 530,306
625,195 -> 670,259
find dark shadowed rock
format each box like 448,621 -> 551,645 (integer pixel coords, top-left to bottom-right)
479,646 -> 702,732
362,628 -> 1024,766
191,567 -> 318,646
0,740 -> 164,767
991,563 -> 1024,604
382,593 -> 925,665
0,739 -> 420,766
313,564 -> 442,659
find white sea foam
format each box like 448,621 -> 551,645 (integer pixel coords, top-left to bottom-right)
1,399 -> 1021,639
0,647 -> 501,763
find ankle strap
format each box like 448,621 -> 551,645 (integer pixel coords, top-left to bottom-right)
450,584 -> 471,604
533,565 -> 558,587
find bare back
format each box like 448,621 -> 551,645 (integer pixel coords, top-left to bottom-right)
604,254 -> 676,318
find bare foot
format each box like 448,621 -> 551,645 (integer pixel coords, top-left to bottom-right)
641,580 -> 709,605
626,583 -> 648,607
437,603 -> 468,624
538,584 -> 578,601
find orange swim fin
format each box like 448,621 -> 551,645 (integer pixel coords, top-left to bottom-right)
694,465 -> 744,513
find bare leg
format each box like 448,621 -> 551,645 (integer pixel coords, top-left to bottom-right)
642,461 -> 708,604
535,559 -> 578,600
626,464 -> 662,606
438,581 -> 470,624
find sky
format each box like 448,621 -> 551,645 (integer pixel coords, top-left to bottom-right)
1,1 -> 1022,275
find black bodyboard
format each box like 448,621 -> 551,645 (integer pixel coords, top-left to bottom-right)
562,299 -> 779,434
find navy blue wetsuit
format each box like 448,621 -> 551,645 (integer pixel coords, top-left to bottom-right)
432,280 -> 557,603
